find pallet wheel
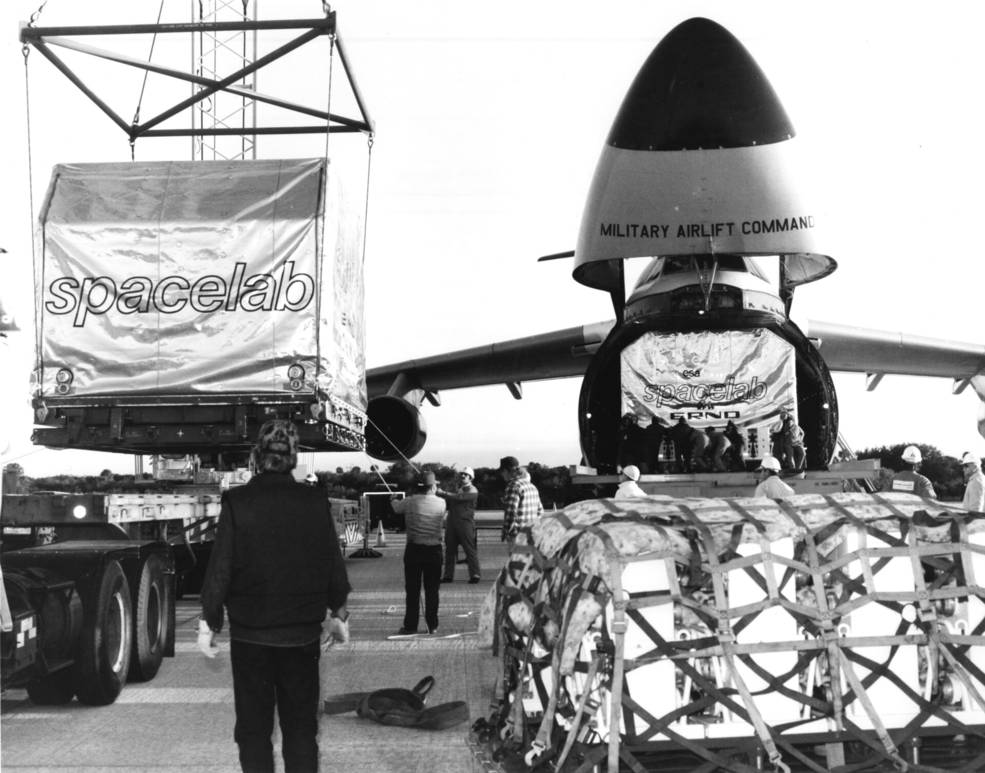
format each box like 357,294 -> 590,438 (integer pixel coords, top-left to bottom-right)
72,560 -> 132,705
129,553 -> 170,682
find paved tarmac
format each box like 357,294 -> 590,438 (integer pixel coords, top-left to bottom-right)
1,528 -> 509,773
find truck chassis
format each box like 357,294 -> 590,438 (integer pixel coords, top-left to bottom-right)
0,491 -> 209,704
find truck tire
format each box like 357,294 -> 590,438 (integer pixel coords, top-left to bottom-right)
129,553 -> 170,682
73,560 -> 132,705
26,668 -> 75,705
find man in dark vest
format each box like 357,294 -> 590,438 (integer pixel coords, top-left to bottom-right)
199,420 -> 351,773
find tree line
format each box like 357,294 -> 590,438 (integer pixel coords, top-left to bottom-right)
0,459 -> 591,508
311,461 -> 588,510
2,442 -> 979,505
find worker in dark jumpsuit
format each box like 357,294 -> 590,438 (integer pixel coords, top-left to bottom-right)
438,466 -> 481,584
705,426 -> 732,472
670,418 -> 708,473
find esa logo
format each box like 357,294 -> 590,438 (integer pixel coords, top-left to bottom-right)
681,369 -> 701,379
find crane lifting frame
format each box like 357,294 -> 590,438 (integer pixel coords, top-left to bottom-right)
18,11 -> 373,143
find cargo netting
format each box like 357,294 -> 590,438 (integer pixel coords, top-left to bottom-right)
475,493 -> 985,773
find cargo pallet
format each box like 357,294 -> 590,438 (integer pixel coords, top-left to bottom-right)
478,492 -> 985,772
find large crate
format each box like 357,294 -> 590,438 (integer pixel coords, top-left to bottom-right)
482,493 -> 985,772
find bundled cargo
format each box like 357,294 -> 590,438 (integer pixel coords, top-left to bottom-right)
479,493 -> 985,772
31,158 -> 366,455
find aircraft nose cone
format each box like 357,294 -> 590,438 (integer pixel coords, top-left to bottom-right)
608,17 -> 794,150
574,17 -> 834,293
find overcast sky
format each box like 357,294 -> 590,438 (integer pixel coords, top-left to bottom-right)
3,1 -> 985,476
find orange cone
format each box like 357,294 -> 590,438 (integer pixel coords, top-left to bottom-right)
375,521 -> 387,547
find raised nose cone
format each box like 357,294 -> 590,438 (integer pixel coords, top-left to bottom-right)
574,17 -> 835,295
609,17 -> 794,151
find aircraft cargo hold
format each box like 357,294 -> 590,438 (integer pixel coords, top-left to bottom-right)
478,494 -> 985,771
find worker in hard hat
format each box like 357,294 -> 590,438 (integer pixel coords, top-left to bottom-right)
961,452 -> 985,512
615,465 -> 647,499
754,455 -> 794,498
437,466 -> 481,584
883,445 -> 936,499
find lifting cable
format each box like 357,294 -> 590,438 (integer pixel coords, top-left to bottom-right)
318,3 -> 383,473
362,134 -> 374,265
323,6 -> 334,167
22,3 -> 48,370
313,14 -> 335,391
130,0 -> 167,160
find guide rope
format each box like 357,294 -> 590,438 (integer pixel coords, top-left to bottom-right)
364,415 -> 420,474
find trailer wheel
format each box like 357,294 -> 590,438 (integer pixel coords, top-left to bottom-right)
129,553 -> 170,682
73,560 -> 132,705
26,668 -> 75,705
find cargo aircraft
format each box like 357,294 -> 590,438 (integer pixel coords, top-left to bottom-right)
363,17 -> 985,473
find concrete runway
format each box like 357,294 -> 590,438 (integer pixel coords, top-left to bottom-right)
1,528 -> 508,773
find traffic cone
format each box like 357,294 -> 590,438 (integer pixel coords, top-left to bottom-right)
376,521 -> 387,547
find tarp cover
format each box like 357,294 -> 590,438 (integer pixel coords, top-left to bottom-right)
35,159 -> 365,411
620,328 -> 796,439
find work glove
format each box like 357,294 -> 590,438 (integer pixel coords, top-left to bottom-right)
321,616 -> 350,652
197,618 -> 220,658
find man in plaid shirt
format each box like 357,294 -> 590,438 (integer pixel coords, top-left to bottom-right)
499,455 -> 544,543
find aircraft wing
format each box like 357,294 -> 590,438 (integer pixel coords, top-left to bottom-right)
366,321 -> 615,398
804,321 -> 985,386
367,319 -> 985,397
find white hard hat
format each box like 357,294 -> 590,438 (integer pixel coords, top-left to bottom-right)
459,466 -> 475,478
757,455 -> 781,472
622,464 -> 641,481
961,452 -> 981,467
901,445 -> 922,464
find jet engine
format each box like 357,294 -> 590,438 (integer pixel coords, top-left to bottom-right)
365,395 -> 427,461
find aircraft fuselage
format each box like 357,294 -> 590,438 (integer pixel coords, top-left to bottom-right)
579,254 -> 837,472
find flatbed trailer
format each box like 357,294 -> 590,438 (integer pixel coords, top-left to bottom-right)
1,485 -> 240,701
1,491 -> 183,704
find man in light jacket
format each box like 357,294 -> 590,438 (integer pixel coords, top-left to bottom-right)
392,471 -> 447,634
962,452 -> 985,512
